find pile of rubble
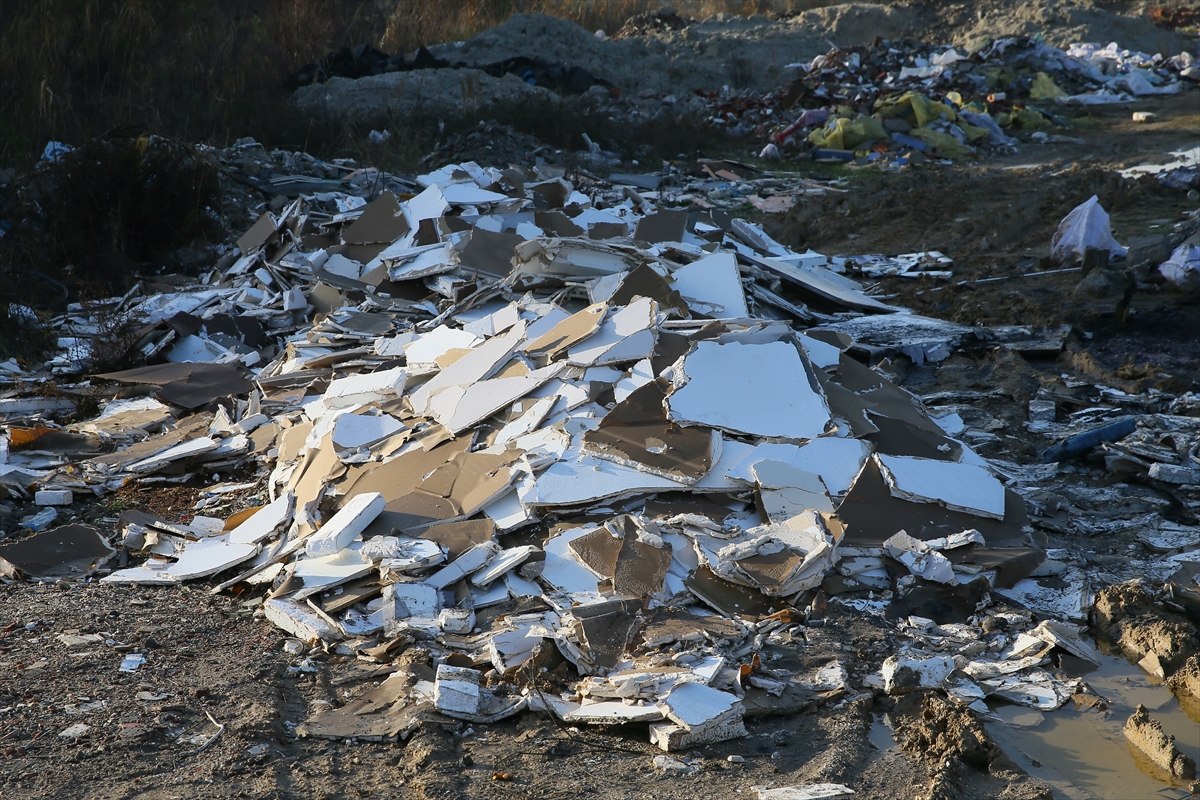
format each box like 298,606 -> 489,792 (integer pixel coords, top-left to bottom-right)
0,153 -> 1197,755
753,36 -> 1198,163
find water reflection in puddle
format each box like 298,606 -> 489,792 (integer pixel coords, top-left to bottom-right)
986,645 -> 1199,800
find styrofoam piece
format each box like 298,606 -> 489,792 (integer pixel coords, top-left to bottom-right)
566,297 -> 658,367
669,341 -> 829,440
166,535 -> 259,580
229,491 -> 294,545
331,413 -> 405,450
287,542 -> 374,600
524,451 -> 690,507
264,598 -> 339,642
876,454 -> 1005,519
411,323 -> 529,415
35,489 -> 73,506
403,325 -> 481,370
471,545 -> 539,586
670,253 -> 749,317
305,493 -> 385,557
429,363 -> 564,434
424,542 -> 500,590
322,367 -> 407,409
434,664 -> 482,714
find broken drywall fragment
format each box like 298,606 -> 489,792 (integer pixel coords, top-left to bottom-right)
668,341 -> 830,440
263,598 -> 339,642
471,545 -> 540,586
166,535 -> 259,580
651,681 -> 746,751
434,664 -> 482,715
876,454 -> 1005,519
883,531 -> 956,584
752,460 -> 833,522
566,297 -> 658,367
331,413 -> 405,450
228,492 -> 294,545
423,542 -> 500,590
0,524 -> 116,580
582,379 -> 717,484
753,786 -> 856,800
563,701 -> 665,725
428,363 -> 564,434
521,303 -> 607,361
670,252 -> 749,318
881,654 -> 956,694
34,489 -> 73,506
305,493 -> 385,557
322,367 -> 407,410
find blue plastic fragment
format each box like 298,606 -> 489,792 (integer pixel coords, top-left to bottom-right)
1040,416 -> 1137,463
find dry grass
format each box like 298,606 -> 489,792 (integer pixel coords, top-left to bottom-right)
0,0 -> 845,168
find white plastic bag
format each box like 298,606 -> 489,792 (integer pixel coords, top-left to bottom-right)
1159,244 -> 1200,292
1050,195 -> 1127,263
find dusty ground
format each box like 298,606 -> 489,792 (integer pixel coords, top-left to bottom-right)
2,6 -> 1200,800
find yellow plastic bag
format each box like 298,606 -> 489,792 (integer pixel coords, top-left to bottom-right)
1029,72 -> 1068,101
907,127 -> 972,157
875,92 -> 957,128
808,116 -> 888,150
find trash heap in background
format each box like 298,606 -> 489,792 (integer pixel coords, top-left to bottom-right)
752,37 -> 1197,164
0,159 -> 1185,750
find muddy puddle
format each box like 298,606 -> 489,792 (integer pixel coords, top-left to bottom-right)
986,645 -> 1199,800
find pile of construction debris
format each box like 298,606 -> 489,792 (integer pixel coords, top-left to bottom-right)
0,155 -> 1195,753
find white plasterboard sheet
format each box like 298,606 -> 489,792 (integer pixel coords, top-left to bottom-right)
403,326 -> 481,369
660,682 -> 739,727
669,341 -> 829,440
541,526 -> 603,598
566,297 -> 658,367
799,334 -> 842,369
332,413 -> 405,450
441,183 -> 507,205
671,253 -> 749,318
524,450 -> 690,507
167,535 -> 259,580
409,323 -> 526,414
229,491 -> 294,545
876,454 -> 1005,519
430,364 -> 564,434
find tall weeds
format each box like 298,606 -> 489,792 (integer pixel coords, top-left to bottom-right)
1,0 -> 845,168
